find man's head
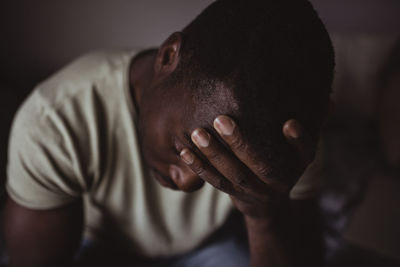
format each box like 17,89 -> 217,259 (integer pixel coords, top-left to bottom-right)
137,0 -> 334,192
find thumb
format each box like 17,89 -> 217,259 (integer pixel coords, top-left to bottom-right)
282,119 -> 316,166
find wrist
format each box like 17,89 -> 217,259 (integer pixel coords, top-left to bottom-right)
244,198 -> 292,231
244,203 -> 293,267
246,196 -> 291,218
244,216 -> 273,237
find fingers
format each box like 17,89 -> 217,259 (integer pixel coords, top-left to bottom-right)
213,115 -> 272,180
179,116 -> 313,196
189,128 -> 264,193
179,148 -> 236,195
282,119 -> 316,165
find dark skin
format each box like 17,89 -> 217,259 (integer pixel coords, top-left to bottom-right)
4,32 -> 323,267
4,199 -> 83,267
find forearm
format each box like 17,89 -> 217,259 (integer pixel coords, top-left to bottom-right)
245,215 -> 291,267
5,198 -> 83,267
245,199 -> 323,267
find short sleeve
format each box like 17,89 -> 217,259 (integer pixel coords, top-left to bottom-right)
289,142 -> 324,200
6,91 -> 85,209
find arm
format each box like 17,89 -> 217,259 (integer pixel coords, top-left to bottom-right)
4,197 -> 83,267
245,199 -> 323,267
179,116 -> 322,267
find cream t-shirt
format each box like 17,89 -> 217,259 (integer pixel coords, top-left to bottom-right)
6,50 -> 320,257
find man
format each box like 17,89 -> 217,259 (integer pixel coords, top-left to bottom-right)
4,0 -> 334,266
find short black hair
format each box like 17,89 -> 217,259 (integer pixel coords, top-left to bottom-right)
172,0 -> 334,183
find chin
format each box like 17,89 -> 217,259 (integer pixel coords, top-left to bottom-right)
152,170 -> 179,190
177,180 -> 206,193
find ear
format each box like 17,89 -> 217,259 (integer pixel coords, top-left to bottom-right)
154,32 -> 183,76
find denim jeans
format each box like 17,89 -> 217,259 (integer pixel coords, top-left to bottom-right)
74,232 -> 249,267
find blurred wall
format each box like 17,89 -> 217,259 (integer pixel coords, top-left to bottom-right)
1,0 -> 399,91
1,0 -> 215,90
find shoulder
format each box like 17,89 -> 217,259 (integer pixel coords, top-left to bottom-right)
34,50 -> 133,109
11,50 -> 134,135
8,50 -> 134,177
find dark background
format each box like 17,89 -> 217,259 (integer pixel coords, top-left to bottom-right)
1,0 -> 399,92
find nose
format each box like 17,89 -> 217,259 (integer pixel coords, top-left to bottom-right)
169,164 -> 204,192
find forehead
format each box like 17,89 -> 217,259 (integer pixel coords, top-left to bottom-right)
189,80 -> 240,130
163,79 -> 240,148
167,81 -> 240,153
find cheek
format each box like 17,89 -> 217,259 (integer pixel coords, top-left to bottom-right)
169,164 -> 204,192
138,117 -> 179,177
139,107 -> 167,147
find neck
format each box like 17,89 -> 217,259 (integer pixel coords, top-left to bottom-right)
129,49 -> 157,112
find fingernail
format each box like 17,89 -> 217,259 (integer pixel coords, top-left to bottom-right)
214,115 -> 235,136
191,129 -> 210,147
284,120 -> 301,139
289,128 -> 300,139
180,149 -> 194,164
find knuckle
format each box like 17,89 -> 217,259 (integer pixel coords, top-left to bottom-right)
191,162 -> 206,176
230,135 -> 247,151
255,164 -> 271,179
207,150 -> 224,164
